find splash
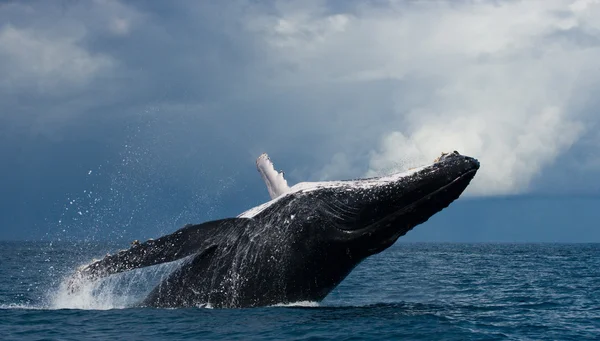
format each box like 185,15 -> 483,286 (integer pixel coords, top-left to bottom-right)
37,109 -> 242,310
271,301 -> 320,308
0,303 -> 45,310
49,258 -> 187,310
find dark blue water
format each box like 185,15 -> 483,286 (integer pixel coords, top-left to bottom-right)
1,242 -> 598,340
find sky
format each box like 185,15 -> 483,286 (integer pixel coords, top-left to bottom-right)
1,0 -> 600,242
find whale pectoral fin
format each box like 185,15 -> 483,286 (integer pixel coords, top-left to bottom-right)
256,153 -> 291,199
70,219 -> 234,287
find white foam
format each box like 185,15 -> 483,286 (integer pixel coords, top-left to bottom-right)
0,303 -> 44,310
271,301 -> 320,308
195,302 -> 214,309
49,259 -> 187,310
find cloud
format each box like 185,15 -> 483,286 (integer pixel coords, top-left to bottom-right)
0,0 -> 144,97
4,0 -> 600,241
247,0 -> 600,195
2,0 -> 600,198
0,0 -> 143,136
0,24 -> 113,95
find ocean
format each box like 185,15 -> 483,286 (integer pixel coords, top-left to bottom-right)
0,242 -> 598,340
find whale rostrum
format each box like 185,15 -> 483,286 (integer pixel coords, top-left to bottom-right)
68,151 -> 480,308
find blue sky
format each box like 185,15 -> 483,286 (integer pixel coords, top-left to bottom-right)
1,0 -> 599,242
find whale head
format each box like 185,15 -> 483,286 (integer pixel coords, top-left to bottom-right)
321,151 -> 480,256
242,151 -> 479,256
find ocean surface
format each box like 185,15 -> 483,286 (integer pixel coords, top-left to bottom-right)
0,242 -> 598,340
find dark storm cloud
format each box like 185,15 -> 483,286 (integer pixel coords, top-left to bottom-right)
1,0 -> 600,241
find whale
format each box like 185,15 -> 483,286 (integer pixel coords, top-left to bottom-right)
68,151 -> 479,308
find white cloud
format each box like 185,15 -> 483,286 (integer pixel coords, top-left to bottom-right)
246,0 -> 600,195
0,24 -> 114,95
94,0 -> 143,36
109,17 -> 131,36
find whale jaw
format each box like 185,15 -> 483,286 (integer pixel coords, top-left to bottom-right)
319,151 -> 480,256
356,166 -> 478,256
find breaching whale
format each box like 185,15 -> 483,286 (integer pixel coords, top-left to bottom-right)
68,151 -> 479,308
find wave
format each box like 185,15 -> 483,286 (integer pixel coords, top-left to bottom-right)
0,303 -> 45,310
271,301 -> 320,308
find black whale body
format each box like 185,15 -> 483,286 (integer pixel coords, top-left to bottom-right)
72,151 -> 480,308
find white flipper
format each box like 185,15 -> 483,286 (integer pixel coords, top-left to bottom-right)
256,153 -> 291,199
